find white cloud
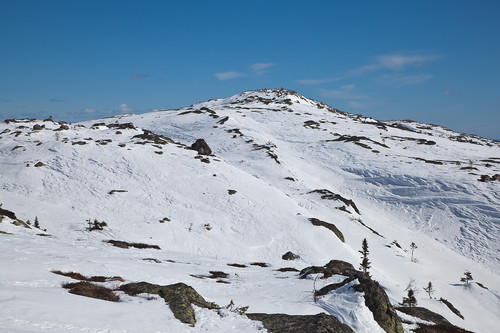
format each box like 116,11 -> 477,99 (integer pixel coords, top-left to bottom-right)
83,108 -> 96,114
296,77 -> 342,85
214,71 -> 247,81
118,104 -> 135,113
319,84 -> 366,99
443,90 -> 455,96
351,53 -> 439,75
251,63 -> 274,72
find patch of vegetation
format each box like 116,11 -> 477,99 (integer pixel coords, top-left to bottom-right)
87,219 -> 107,231
227,263 -> 247,268
159,217 -> 171,223
51,270 -> 124,282
105,239 -> 161,250
143,258 -> 162,263
0,230 -> 13,235
250,262 -> 270,267
276,267 -> 299,272
34,161 -> 45,167
62,281 -> 120,302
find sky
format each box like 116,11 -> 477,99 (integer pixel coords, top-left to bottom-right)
1,0 -> 499,139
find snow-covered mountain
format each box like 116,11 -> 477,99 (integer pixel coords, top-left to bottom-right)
1,88 -> 499,332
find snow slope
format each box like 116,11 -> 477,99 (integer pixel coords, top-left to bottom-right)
1,89 -> 499,332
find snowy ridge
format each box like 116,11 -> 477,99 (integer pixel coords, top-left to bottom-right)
1,89 -> 499,332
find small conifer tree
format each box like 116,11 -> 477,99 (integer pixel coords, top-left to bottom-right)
34,216 -> 40,229
359,238 -> 371,275
410,242 -> 418,262
402,288 -> 417,307
460,271 -> 473,285
423,281 -> 434,298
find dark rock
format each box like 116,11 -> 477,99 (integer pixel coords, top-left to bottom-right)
308,189 -> 360,215
479,175 -> 491,182
246,312 -> 354,333
492,174 -> 500,181
32,124 -> 44,131
439,298 -> 464,320
107,122 -> 136,130
0,206 -> 18,220
132,130 -> 173,145
352,276 -> 403,333
413,323 -> 474,333
300,260 -> 403,333
54,124 -> 69,131
309,218 -> 345,242
282,251 -> 300,261
217,116 -> 229,124
120,282 -> 218,326
34,161 -> 45,167
396,307 -> 450,326
191,139 -> 212,155
228,189 -> 237,195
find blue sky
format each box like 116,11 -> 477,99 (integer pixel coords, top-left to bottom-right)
1,1 -> 499,139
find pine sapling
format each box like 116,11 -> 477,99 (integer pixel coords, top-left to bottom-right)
359,238 -> 371,275
402,288 -> 417,307
423,281 -> 434,298
410,242 -> 417,262
460,271 -> 473,285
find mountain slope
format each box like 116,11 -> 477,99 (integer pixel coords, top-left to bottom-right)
1,89 -> 499,332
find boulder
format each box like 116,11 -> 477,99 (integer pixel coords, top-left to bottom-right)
247,312 -> 354,333
191,139 -> 212,155
282,251 -> 300,261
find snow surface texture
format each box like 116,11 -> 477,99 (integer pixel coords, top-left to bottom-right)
1,88 -> 499,332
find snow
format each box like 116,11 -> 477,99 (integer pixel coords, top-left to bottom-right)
1,89 -> 499,332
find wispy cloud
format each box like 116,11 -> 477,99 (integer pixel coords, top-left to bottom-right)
0,98 -> 12,103
296,77 -> 342,85
379,74 -> 433,86
49,98 -> 65,102
214,71 -> 247,81
251,63 -> 275,75
319,84 -> 366,99
351,53 -> 439,75
443,90 -> 455,96
130,74 -> 150,79
348,101 -> 369,109
214,63 -> 275,81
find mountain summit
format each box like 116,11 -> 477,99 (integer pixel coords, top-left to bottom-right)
1,89 -> 499,332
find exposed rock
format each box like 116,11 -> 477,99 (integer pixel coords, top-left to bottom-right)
32,124 -> 44,131
396,306 -> 450,326
190,138 -> 212,155
439,298 -> 464,320
309,218 -> 345,242
132,130 -> 173,145
300,260 -> 403,333
413,323 -> 474,333
120,282 -> 218,326
105,240 -> 160,250
107,122 -> 136,130
0,206 -> 18,220
246,312 -> 354,333
479,175 -> 491,182
282,251 -> 300,261
34,161 -> 45,167
308,189 -> 360,214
